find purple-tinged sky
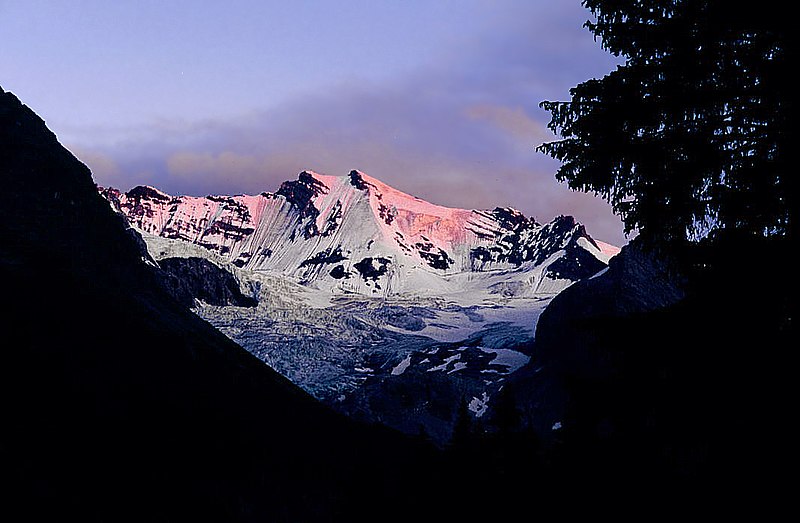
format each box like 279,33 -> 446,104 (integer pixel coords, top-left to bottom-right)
0,0 -> 627,244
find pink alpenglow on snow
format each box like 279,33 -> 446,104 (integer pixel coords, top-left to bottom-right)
595,240 -> 621,259
100,169 -> 617,296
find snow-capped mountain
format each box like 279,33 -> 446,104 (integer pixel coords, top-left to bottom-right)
101,169 -> 618,297
100,170 -> 619,442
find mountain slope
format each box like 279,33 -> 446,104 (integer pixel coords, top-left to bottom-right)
0,86 -> 438,522
502,235 -> 791,514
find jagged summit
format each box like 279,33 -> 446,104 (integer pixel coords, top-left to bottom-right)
101,169 -> 618,296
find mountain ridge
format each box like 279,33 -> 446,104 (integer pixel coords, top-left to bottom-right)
100,169 -> 619,298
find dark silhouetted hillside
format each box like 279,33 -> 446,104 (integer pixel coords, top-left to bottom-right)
509,236 -> 791,514
0,85 -> 442,522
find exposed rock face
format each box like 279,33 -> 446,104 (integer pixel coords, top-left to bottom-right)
537,240 -> 686,357
338,325 -> 535,443
158,256 -> 258,308
504,240 -> 686,437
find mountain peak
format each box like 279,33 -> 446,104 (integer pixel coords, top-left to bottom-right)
348,169 -> 371,190
127,184 -> 172,201
298,169 -> 324,181
99,169 -> 616,295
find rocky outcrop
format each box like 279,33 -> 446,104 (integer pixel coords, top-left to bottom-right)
504,239 -> 686,437
158,256 -> 258,308
536,240 -> 686,364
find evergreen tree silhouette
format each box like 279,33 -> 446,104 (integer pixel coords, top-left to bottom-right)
491,384 -> 521,436
538,0 -> 790,246
450,396 -> 474,449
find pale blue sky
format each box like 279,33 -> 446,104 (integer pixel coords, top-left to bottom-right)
0,0 -> 626,243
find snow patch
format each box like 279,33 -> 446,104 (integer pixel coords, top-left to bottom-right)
390,355 -> 412,376
479,347 -> 530,373
427,353 -> 461,372
447,362 -> 467,374
468,392 -> 490,417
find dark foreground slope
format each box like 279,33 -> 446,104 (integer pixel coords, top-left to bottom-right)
510,237 -> 792,512
0,87 -> 443,521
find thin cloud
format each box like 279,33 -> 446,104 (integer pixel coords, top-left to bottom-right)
465,104 -> 552,146
66,3 -> 626,245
